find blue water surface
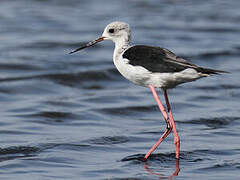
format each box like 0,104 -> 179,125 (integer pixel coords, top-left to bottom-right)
0,0 -> 239,179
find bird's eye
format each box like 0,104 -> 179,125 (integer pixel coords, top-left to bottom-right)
108,28 -> 114,33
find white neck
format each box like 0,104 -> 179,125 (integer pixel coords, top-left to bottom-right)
115,35 -> 130,47
113,37 -> 130,61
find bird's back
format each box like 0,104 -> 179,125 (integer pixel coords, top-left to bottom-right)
122,45 -> 226,75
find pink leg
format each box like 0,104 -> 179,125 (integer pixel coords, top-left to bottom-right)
144,85 -> 172,160
163,89 -> 180,159
144,127 -> 172,160
149,85 -> 168,121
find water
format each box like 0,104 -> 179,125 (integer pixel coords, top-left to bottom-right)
0,0 -> 240,179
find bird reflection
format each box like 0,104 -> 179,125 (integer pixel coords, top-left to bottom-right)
144,158 -> 180,179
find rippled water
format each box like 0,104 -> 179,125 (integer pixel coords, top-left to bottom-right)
0,0 -> 240,179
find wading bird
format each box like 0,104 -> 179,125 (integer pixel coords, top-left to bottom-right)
70,21 -> 226,160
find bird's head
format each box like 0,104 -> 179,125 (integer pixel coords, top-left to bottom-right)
69,21 -> 131,54
102,21 -> 131,44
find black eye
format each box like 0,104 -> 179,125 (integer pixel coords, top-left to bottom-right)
108,28 -> 114,33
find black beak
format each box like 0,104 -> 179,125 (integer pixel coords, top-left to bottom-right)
69,37 -> 105,54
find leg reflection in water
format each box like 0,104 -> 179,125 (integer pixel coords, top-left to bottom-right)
144,158 -> 180,179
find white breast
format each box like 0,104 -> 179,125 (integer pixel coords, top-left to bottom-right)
113,55 -> 151,86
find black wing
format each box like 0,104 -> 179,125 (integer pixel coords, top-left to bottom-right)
122,45 -> 225,74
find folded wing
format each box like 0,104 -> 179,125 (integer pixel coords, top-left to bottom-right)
122,45 -> 226,74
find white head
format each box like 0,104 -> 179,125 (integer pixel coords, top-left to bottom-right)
69,21 -> 131,54
102,21 -> 131,44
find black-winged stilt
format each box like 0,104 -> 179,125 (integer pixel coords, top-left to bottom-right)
70,21 -> 226,160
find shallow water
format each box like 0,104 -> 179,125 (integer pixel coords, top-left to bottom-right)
0,0 -> 240,179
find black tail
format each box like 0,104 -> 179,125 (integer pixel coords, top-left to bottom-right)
197,67 -> 228,75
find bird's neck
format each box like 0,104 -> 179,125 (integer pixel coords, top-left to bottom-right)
115,36 -> 130,48
113,38 -> 130,60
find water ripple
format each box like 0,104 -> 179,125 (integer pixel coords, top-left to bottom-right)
0,146 -> 40,162
179,116 -> 238,129
88,136 -> 129,145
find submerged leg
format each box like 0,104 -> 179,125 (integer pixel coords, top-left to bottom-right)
144,85 -> 172,160
163,89 -> 180,159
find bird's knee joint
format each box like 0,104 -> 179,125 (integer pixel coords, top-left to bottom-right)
166,123 -> 172,132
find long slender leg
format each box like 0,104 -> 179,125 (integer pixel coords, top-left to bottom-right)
163,89 -> 180,159
149,85 -> 169,123
144,128 -> 172,160
144,85 -> 172,160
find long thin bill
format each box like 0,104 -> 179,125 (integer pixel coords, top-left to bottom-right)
69,37 -> 105,54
